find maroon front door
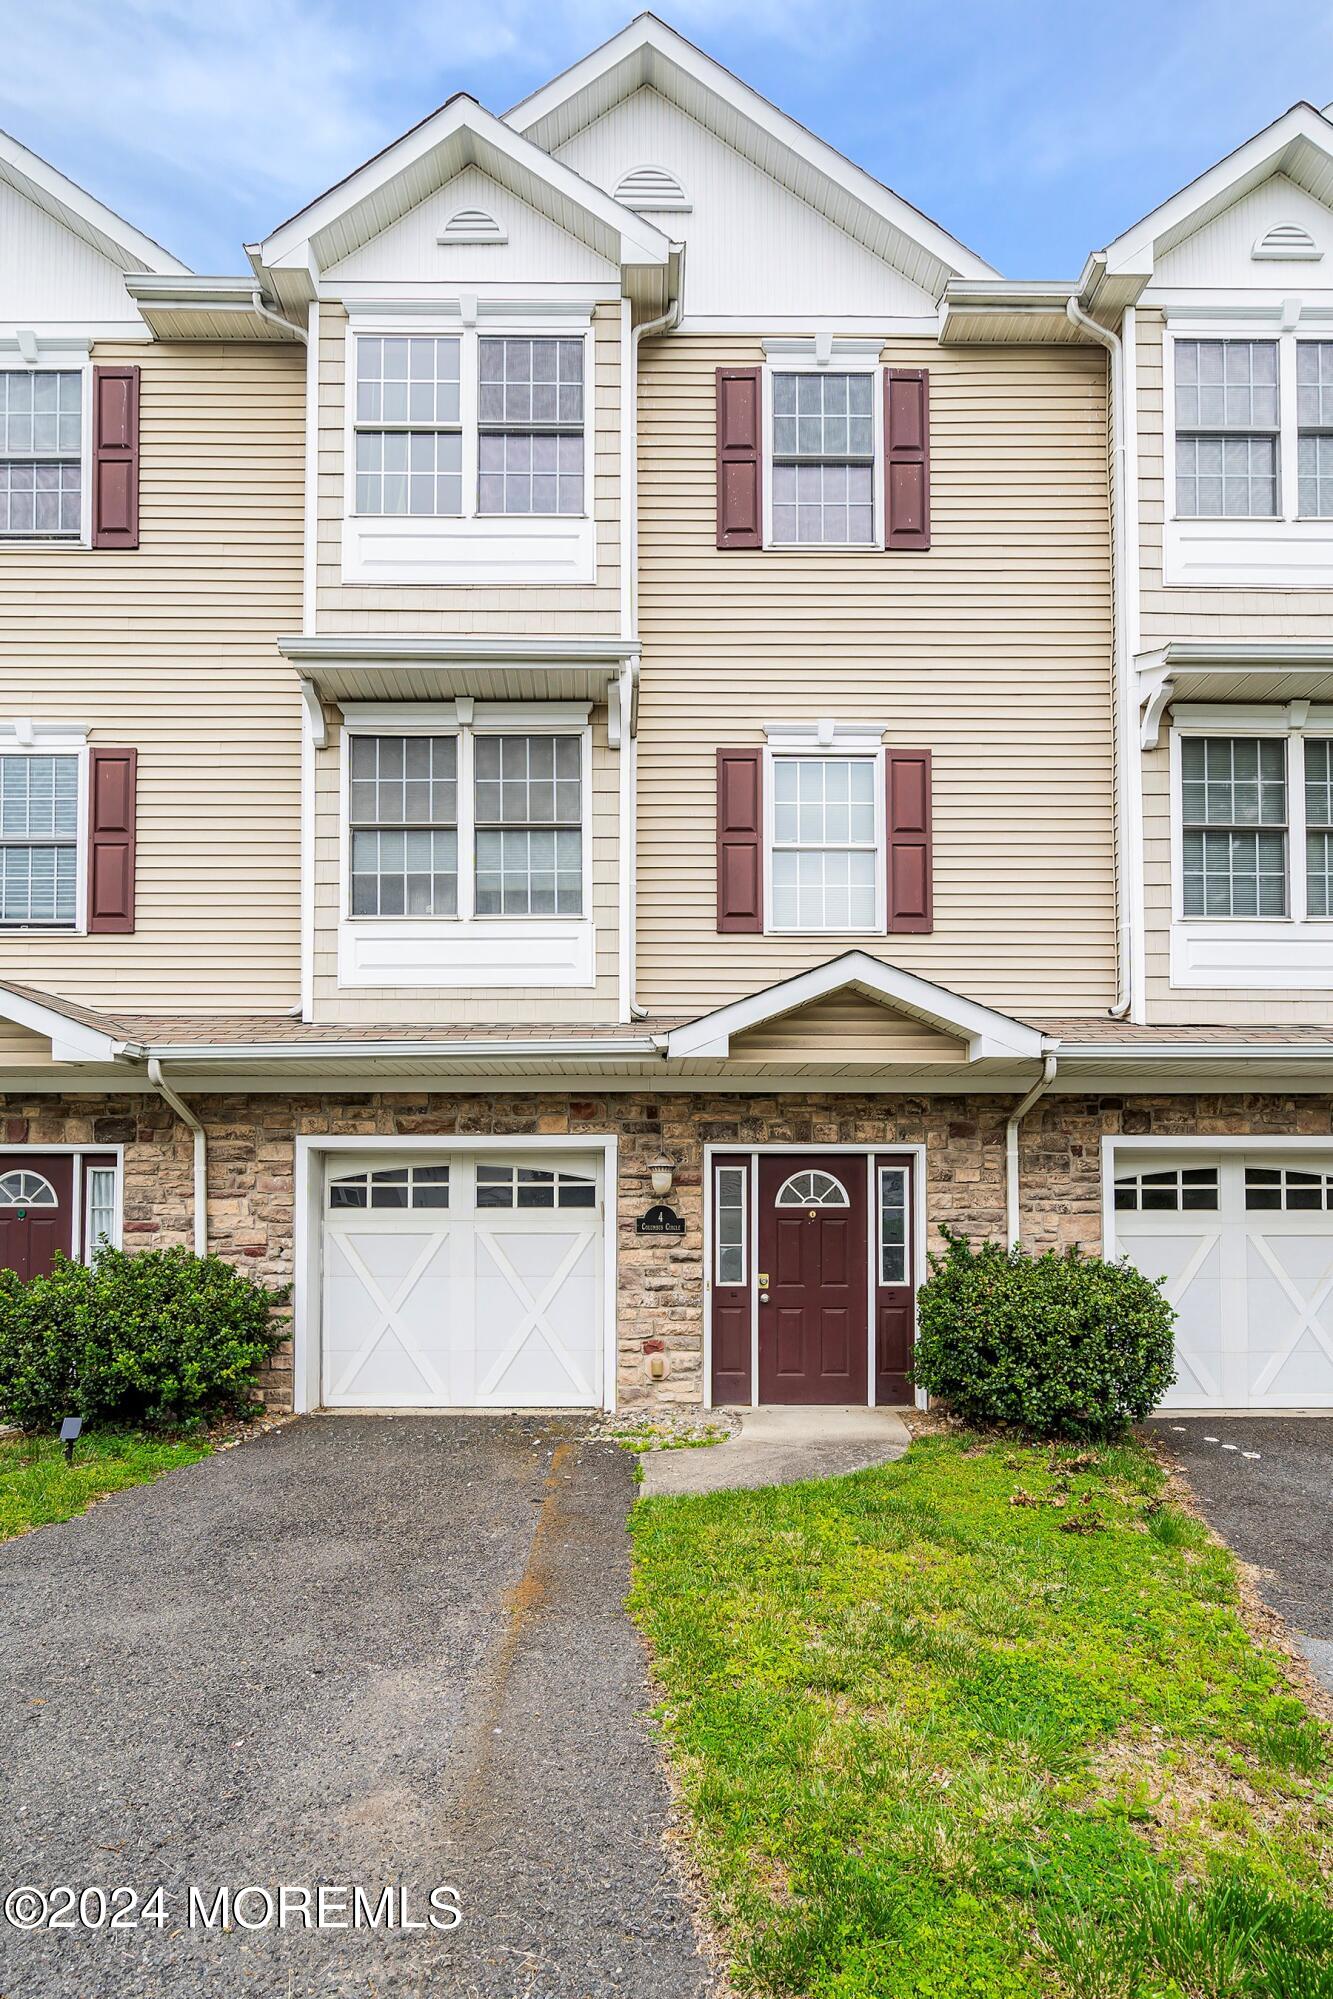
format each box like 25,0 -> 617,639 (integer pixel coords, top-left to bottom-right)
0,1154 -> 74,1279
758,1155 -> 868,1404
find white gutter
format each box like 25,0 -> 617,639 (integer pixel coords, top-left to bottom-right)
147,1057 -> 207,1255
1006,1051 -> 1058,1247
1067,297 -> 1134,1018
624,254 -> 684,1020
141,1037 -> 662,1063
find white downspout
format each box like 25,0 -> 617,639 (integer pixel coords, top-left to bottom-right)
623,259 -> 684,1020
1005,1051 -> 1058,1248
148,1057 -> 207,1256
1067,296 -> 1133,1017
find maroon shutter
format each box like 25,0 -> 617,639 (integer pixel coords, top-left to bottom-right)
716,367 -> 762,549
716,748 -> 763,932
87,748 -> 137,934
885,368 -> 929,550
886,748 -> 932,933
91,365 -> 140,549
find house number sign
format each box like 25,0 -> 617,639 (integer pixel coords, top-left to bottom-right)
635,1203 -> 685,1237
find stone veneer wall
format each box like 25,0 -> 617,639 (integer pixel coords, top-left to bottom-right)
2,1088 -> 1330,1411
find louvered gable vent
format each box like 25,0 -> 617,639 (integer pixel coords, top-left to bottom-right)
437,208 -> 508,245
1252,221 -> 1322,261
613,165 -> 691,212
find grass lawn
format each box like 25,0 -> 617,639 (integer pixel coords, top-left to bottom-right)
630,1435 -> 1333,1999
0,1429 -> 212,1542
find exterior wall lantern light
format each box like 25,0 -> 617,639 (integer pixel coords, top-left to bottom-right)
648,1154 -> 676,1199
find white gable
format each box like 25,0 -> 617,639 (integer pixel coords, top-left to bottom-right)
322,165 -> 619,287
0,178 -> 141,326
1151,174 -> 1333,293
554,88 -> 938,319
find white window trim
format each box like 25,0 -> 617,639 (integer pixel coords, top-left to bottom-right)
713,1161 -> 748,1288
336,699 -> 595,990
760,349 -> 884,553
762,739 -> 887,938
0,353 -> 92,550
1168,702 -> 1333,988
0,723 -> 90,934
341,316 -> 595,586
1163,318 -> 1333,588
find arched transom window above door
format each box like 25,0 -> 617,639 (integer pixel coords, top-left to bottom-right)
774,1170 -> 849,1209
0,1170 -> 57,1206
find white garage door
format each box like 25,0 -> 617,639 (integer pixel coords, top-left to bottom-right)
1113,1152 -> 1333,1409
321,1152 -> 603,1408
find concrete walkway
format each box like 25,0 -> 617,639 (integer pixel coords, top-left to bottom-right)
639,1405 -> 912,1496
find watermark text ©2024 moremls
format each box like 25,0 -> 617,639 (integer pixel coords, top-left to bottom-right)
3,1882 -> 463,1934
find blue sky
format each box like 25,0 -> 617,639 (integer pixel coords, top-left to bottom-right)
4,1 -> 1333,277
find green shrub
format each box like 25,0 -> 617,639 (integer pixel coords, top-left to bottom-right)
0,1245 -> 288,1432
912,1229 -> 1176,1439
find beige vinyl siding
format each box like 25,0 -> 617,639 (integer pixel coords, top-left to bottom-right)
314,303 -> 623,633
310,703 -> 621,1022
0,341 -> 304,1014
1137,308 -> 1333,1021
0,1024 -> 55,1066
731,993 -> 964,1063
634,334 -> 1116,1018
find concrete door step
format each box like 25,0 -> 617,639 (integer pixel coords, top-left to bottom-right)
638,1404 -> 911,1497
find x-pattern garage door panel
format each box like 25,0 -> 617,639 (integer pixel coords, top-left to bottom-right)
321,1152 -> 603,1409
323,1227 -> 454,1405
1114,1152 -> 1333,1409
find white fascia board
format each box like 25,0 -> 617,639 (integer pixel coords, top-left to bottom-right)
0,987 -> 129,1064
665,950 -> 1048,1063
1058,1042 -> 1333,1064
1100,102 -> 1333,274
279,633 -> 640,665
257,95 -> 670,278
505,15 -> 995,284
0,128 -> 188,276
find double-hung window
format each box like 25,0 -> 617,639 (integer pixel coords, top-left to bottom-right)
347,725 -> 583,923
769,753 -> 880,931
477,337 -> 584,516
0,752 -> 80,927
1174,340 -> 1279,518
351,330 -> 585,520
354,337 -> 463,518
1180,736 -> 1287,917
770,370 -> 876,546
0,369 -> 83,539
1297,343 -> 1333,517
1176,726 -> 1333,925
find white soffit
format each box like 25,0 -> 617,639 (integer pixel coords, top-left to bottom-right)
505,16 -> 995,295
252,93 -> 671,300
1100,101 -> 1333,276
665,951 -> 1049,1063
0,126 -> 187,276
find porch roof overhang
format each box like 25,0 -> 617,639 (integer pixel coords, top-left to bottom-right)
124,275 -> 306,343
1137,641 -> 1333,747
663,952 -> 1051,1065
280,634 -> 639,723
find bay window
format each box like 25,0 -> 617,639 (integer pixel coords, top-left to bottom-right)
1176,725 -> 1333,925
346,723 -> 584,923
350,329 -> 586,521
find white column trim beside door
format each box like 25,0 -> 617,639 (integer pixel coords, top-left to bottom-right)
704,1143 -> 928,1412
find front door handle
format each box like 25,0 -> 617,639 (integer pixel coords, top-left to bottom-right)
759,1291 -> 770,1303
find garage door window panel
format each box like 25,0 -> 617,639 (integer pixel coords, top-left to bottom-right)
476,1163 -> 597,1209
328,1164 -> 451,1210
1245,1166 -> 1333,1211
1114,1166 -> 1219,1211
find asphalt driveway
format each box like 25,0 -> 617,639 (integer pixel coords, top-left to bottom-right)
1149,1415 -> 1333,1694
0,1416 -> 716,1998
